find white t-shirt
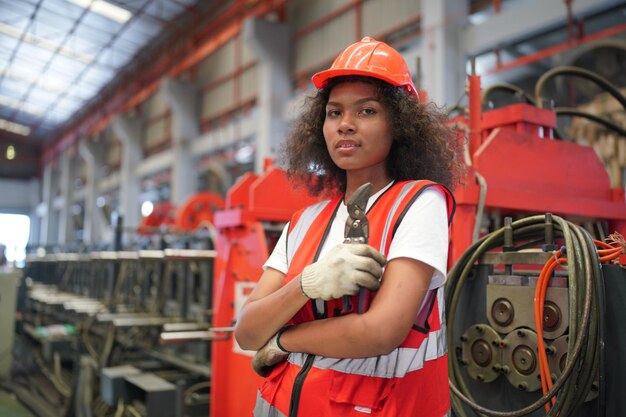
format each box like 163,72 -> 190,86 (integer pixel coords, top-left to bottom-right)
264,183 -> 450,289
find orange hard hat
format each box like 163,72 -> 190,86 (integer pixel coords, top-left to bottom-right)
312,37 -> 416,95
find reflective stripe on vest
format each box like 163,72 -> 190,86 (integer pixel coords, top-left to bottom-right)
287,200 -> 331,264
286,286 -> 446,378
254,390 -> 451,417
378,181 -> 420,255
254,391 -> 288,417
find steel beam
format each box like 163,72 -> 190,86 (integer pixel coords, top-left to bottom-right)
465,0 -> 624,56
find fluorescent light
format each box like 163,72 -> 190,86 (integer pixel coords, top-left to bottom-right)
0,69 -> 67,94
6,145 -> 16,160
141,201 -> 154,217
0,119 -> 31,136
67,0 -> 132,24
0,96 -> 45,116
0,23 -> 94,64
235,144 -> 254,164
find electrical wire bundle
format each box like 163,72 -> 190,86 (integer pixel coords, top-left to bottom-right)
534,234 -> 622,415
445,214 -> 623,417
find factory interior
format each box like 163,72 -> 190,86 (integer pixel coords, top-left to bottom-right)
1,0 -> 626,416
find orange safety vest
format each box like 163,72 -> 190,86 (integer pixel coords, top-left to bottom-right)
255,180 -> 455,417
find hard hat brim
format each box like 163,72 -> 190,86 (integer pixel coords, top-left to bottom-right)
311,68 -> 415,94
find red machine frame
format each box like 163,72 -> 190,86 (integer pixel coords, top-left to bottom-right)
449,73 -> 626,264
210,165 -> 318,417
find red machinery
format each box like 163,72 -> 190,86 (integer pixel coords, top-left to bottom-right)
137,201 -> 177,235
175,192 -> 225,232
137,192 -> 225,235
210,165 -> 318,417
448,72 -> 626,264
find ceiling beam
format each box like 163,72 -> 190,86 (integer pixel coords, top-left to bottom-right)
43,0 -> 288,163
464,0 -> 624,57
482,21 -> 626,75
30,0 -> 155,138
0,0 -> 45,93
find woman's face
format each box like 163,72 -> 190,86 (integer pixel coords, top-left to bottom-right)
323,81 -> 393,178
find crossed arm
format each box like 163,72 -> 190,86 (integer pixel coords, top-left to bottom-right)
234,256 -> 434,359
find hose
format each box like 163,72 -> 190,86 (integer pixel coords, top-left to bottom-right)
80,305 -> 110,365
126,404 -> 142,417
447,104 -> 468,118
555,108 -> 626,138
114,399 -> 125,417
32,350 -> 72,398
535,66 -> 626,112
481,83 -> 536,107
446,214 -> 607,417
100,324 -> 116,368
111,261 -> 128,306
184,380 -> 211,403
448,121 -> 487,244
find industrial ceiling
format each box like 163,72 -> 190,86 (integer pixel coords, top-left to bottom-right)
0,0 -> 208,177
0,0 -> 212,139
1,0 -> 625,180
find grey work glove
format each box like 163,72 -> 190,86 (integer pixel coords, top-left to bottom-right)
300,243 -> 386,300
252,331 -> 289,377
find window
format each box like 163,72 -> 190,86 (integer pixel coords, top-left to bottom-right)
0,214 -> 30,267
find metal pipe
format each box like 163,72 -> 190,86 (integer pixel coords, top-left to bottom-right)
159,330 -> 230,343
485,22 -> 626,75
148,350 -> 211,378
162,322 -> 210,332
468,58 -> 482,157
354,0 -> 363,41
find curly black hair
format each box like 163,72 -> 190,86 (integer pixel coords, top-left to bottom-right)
280,76 -> 464,197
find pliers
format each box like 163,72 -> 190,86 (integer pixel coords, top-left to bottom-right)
342,182 -> 372,314
344,182 -> 371,244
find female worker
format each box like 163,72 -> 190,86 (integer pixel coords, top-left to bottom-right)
234,37 -> 463,417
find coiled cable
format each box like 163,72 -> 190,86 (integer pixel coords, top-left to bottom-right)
446,214 -> 603,417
